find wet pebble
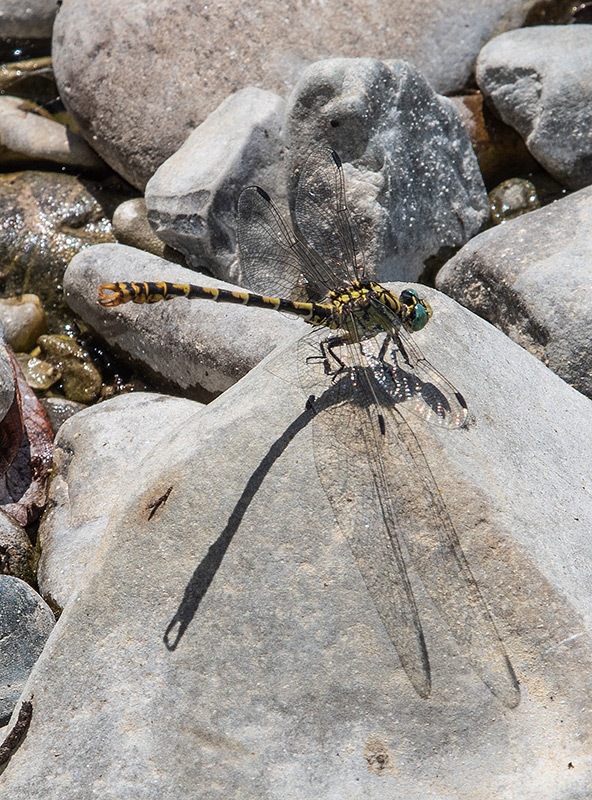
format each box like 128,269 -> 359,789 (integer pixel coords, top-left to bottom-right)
489,178 -> 540,225
0,293 -> 47,352
0,170 -> 119,328
36,334 -> 102,403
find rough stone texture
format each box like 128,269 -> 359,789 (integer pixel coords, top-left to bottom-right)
436,185 -> 592,399
0,288 -> 591,796
285,59 -> 489,283
0,510 -> 36,585
145,87 -> 286,283
38,392 -> 202,611
0,96 -> 104,170
0,0 -> 57,38
112,198 -> 186,265
0,576 -> 54,726
476,25 -> 592,190
64,243 -> 304,395
52,0 -> 544,188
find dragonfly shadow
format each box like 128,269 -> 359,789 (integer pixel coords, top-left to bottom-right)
163,400 -> 316,651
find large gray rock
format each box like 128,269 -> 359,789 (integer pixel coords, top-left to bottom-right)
476,25 -> 592,190
64,243 -> 303,395
436,185 -> 592,399
145,87 -> 286,283
52,0 -> 544,188
0,576 -> 54,726
38,392 -> 203,611
285,59 -> 489,283
1,287 -> 591,796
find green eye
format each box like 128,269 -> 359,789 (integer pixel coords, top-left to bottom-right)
399,289 -> 432,331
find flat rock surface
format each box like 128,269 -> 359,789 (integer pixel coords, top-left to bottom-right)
52,0 -> 543,188
38,392 -> 203,611
1,288 -> 591,797
64,243 -> 305,395
436,185 -> 592,399
476,25 -> 592,190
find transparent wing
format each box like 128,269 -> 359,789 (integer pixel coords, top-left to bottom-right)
294,148 -> 365,289
361,315 -> 469,429
299,327 -> 519,707
299,331 -> 431,697
237,186 -> 317,300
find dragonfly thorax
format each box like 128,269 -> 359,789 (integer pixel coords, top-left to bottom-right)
320,280 -> 432,340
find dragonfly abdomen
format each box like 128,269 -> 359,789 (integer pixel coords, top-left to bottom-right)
97,280 -> 336,324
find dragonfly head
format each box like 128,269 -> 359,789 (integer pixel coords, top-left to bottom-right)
399,289 -> 433,332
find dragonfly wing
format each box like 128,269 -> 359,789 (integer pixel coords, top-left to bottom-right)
363,327 -> 469,429
237,186 -> 316,300
299,331 -> 431,698
294,148 -> 365,289
388,414 -> 520,706
300,328 -> 519,707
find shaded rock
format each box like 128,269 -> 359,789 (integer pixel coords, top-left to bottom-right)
0,294 -> 47,353
0,287 -> 591,795
447,92 -> 539,188
0,509 -> 36,584
0,576 -> 54,726
489,178 -> 540,225
0,57 -> 56,105
64,243 -> 303,395
112,198 -> 185,265
0,96 -> 104,170
476,25 -> 592,190
145,87 -> 285,283
285,59 -> 488,283
0,0 -> 57,39
38,396 -> 85,433
0,339 -> 15,423
52,0 -> 544,188
0,171 -> 117,328
38,392 -> 202,611
436,185 -> 592,399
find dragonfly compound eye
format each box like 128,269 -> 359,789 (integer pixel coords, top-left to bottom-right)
399,289 -> 433,332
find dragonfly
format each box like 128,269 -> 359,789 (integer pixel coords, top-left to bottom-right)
98,147 -> 519,707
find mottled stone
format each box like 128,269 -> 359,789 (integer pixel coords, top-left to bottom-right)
476,25 -> 592,190
0,288 -> 591,795
437,185 -> 592,398
0,171 -> 118,328
284,59 -> 489,283
52,0 -> 544,188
